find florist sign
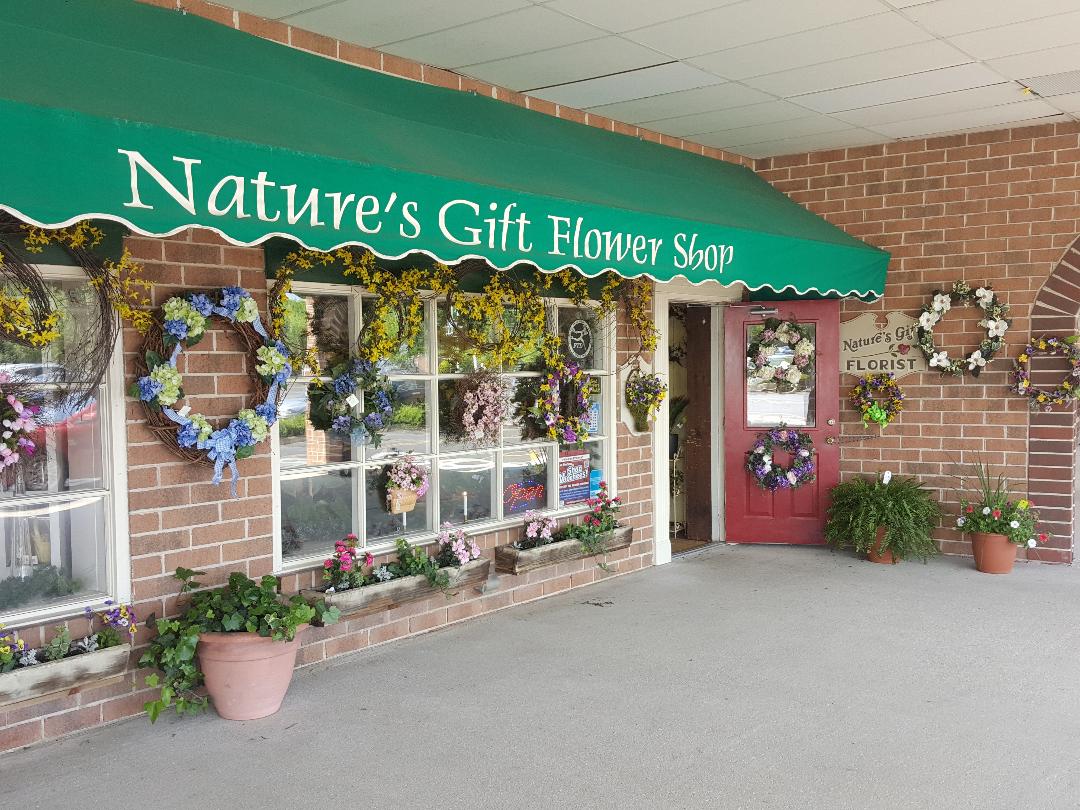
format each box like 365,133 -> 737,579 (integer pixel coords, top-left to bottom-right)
840,312 -> 927,380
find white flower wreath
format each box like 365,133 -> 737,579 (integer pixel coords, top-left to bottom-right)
916,281 -> 1010,377
746,318 -> 815,392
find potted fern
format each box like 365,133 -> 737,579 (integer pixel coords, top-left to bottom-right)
825,471 -> 940,563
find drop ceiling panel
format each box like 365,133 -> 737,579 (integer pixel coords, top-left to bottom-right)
640,99 -> 815,137
284,0 -> 530,48
987,43 -> 1080,81
900,0 -> 1080,38
743,40 -> 972,97
1048,92 -> 1080,113
544,0 -> 744,33
834,82 -> 1025,126
530,62 -> 722,108
377,6 -> 605,67
795,62 -> 1003,113
721,129 -> 885,158
949,11 -> 1080,61
621,0 -> 885,59
460,36 -> 666,91
700,114 -> 857,148
226,0 -> 323,18
867,98 -> 1064,137
585,82 -> 775,123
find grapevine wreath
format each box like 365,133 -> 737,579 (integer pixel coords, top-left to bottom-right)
916,281 -> 1010,376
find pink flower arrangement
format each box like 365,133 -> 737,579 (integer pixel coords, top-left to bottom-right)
437,522 -> 481,567
386,454 -> 430,497
524,510 -> 557,543
583,481 -> 621,534
323,533 -> 371,591
0,389 -> 39,469
455,371 -> 510,447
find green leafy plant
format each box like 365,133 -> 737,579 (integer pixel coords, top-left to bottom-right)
825,472 -> 941,561
388,539 -> 450,590
41,625 -> 71,662
138,568 -> 340,723
0,565 -> 79,611
953,461 -> 1049,547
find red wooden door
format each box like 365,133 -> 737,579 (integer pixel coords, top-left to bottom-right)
724,300 -> 840,544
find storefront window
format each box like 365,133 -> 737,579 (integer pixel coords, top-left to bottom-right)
275,282 -> 613,568
0,274 -> 122,624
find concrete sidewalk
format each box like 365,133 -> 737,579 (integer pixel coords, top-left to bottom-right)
5,544 -> 1080,809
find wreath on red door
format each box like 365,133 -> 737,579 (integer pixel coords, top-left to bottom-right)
745,427 -> 816,491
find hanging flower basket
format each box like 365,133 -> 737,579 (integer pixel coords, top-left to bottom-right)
383,454 -> 429,514
387,487 -> 418,515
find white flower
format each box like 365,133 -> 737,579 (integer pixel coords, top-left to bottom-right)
794,339 -> 814,357
756,446 -> 767,454
798,448 -> 810,457
1009,520 -> 1020,529
984,318 -> 1008,338
967,350 -> 986,370
929,350 -> 950,368
786,471 -> 798,485
919,311 -> 940,330
785,367 -> 803,385
932,293 -> 952,313
761,455 -> 772,468
982,507 -> 991,515
975,286 -> 994,307
881,471 -> 892,485
956,517 -> 966,527
1027,538 -> 1037,548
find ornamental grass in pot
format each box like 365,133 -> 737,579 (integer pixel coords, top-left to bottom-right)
954,462 -> 1048,574
139,568 -> 339,722
825,471 -> 940,564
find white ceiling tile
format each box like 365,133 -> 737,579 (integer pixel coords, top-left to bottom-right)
530,62 -> 722,108
866,99 -> 1064,138
585,82 -> 775,122
284,0 -> 531,47
640,100 -> 813,137
715,129 -> 886,158
901,0 -> 1080,37
742,40 -> 971,98
795,62 -> 1003,113
834,82 -> 1026,125
226,0 -> 324,19
372,6 -> 603,66
460,36 -> 665,90
1047,92 -> 1080,113
543,0 -> 744,34
949,11 -> 1080,61
987,43 -> 1080,81
621,0 -> 885,59
696,114 -> 857,148
882,0 -> 934,7
688,13 -> 931,80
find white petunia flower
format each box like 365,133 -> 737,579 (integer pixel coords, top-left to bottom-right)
982,507 -> 991,515
1009,520 -> 1020,529
932,293 -> 952,313
984,318 -> 1008,338
956,517 -> 966,527
975,287 -> 994,307
967,350 -> 986,370
882,471 -> 892,485
1027,538 -> 1037,548
919,311 -> 940,330
929,350 -> 950,368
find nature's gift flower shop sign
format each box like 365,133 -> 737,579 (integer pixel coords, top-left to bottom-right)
840,312 -> 927,380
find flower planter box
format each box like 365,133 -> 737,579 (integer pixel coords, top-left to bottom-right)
0,643 -> 130,707
300,558 -> 490,618
495,525 -> 633,575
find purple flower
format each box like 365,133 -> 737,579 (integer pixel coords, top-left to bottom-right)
227,418 -> 254,448
188,293 -> 213,317
255,402 -> 277,423
163,319 -> 188,340
333,375 -> 355,395
177,421 -> 201,448
136,376 -> 163,402
220,287 -> 247,316
331,414 -> 353,433
364,412 -> 384,429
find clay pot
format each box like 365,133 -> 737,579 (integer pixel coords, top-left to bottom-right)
387,487 -> 417,514
867,526 -> 897,564
197,625 -> 307,720
970,532 -> 1017,575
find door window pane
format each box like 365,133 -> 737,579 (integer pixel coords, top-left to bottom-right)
439,453 -> 494,524
502,446 -> 550,515
280,470 -> 354,562
364,464 -> 431,541
745,322 -> 817,427
0,496 -> 108,615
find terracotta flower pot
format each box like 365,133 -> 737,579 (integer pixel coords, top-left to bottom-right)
197,625 -> 307,720
866,526 -> 897,564
970,532 -> 1017,574
387,487 -> 417,514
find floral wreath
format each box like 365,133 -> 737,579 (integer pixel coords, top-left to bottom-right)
1012,335 -> 1080,411
449,369 -> 510,447
517,357 -> 594,446
916,281 -> 1010,376
850,373 -> 904,430
308,357 -> 396,447
745,427 -> 816,491
746,318 -> 815,392
132,287 -> 291,496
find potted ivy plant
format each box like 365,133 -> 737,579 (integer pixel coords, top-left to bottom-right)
825,471 -> 940,564
139,568 -> 339,722
954,462 -> 1049,574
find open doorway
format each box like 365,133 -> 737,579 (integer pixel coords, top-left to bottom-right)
668,303 -> 714,555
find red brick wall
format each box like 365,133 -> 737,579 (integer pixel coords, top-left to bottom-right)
757,123 -> 1080,563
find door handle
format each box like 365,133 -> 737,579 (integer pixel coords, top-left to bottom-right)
826,436 -> 837,445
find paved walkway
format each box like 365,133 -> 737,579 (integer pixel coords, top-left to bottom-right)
6,545 -> 1080,809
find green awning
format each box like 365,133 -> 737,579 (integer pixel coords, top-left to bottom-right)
0,0 -> 889,298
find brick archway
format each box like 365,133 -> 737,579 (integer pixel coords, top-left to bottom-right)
1026,235 -> 1080,564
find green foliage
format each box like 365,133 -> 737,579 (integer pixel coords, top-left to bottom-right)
96,626 -> 123,650
138,568 -> 338,724
825,474 -> 941,561
0,565 -> 79,611
277,411 -> 307,438
392,402 -> 425,427
389,539 -> 450,590
953,461 -> 1045,545
42,625 -> 71,662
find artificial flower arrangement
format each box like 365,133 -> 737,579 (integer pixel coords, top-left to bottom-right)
1,600 -> 136,673
917,281 -> 1010,376
850,373 -> 904,430
624,369 -> 667,432
308,357 -> 397,447
515,510 -> 559,551
132,287 -> 290,496
449,369 -> 510,447
954,462 -> 1047,548
322,530 -> 482,595
746,318 -> 814,392
516,357 -> 594,446
0,376 -> 40,469
1012,335 -> 1080,411
745,427 -> 816,491
384,454 -> 430,514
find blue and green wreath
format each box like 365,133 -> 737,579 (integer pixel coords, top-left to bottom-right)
308,357 -> 397,447
131,287 -> 291,496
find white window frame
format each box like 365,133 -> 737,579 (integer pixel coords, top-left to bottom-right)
1,264 -> 130,628
271,280 -> 617,574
